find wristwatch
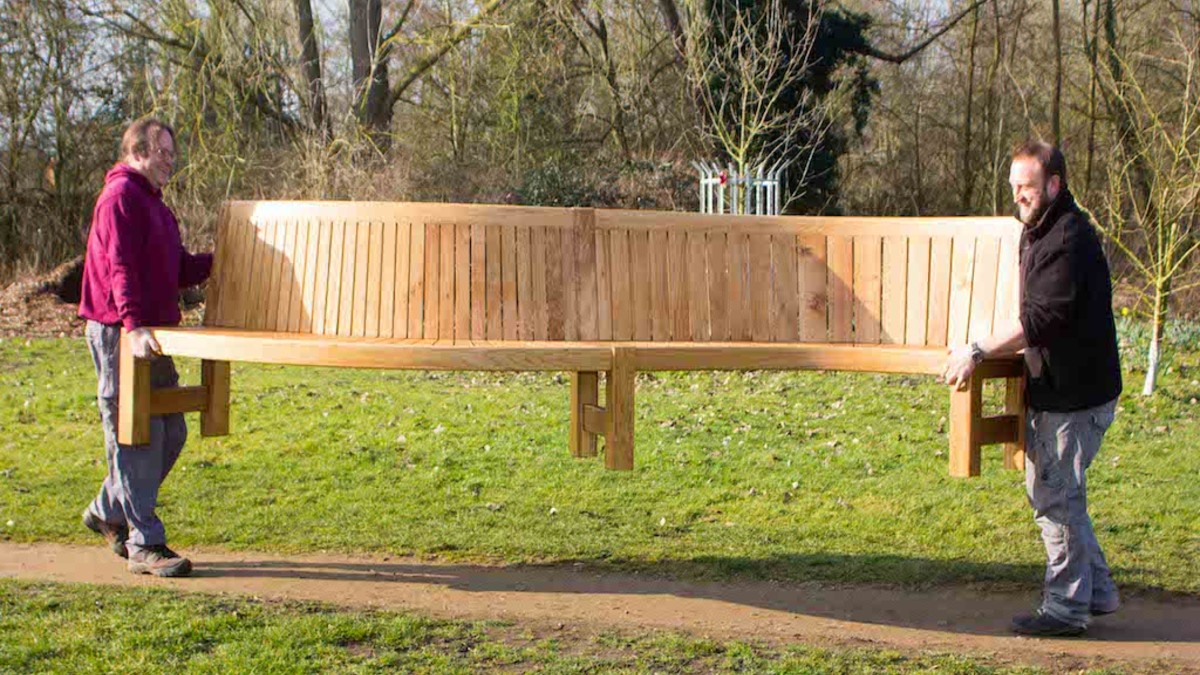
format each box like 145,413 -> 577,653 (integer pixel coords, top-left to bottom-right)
969,341 -> 985,364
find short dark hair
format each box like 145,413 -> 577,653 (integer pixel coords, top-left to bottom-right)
1011,139 -> 1067,189
120,117 -> 175,161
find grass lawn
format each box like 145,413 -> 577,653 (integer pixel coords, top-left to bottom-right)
0,579 -> 1074,673
1,336 -> 1197,595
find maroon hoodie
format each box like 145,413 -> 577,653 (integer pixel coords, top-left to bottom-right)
78,164 -> 212,331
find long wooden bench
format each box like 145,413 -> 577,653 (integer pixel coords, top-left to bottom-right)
118,202 -> 1026,477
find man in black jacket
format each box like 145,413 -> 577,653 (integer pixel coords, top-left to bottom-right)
943,141 -> 1122,637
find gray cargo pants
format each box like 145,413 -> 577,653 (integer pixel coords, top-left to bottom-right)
1025,398 -> 1120,628
84,321 -> 187,552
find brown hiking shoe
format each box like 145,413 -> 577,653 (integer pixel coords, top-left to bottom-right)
127,544 -> 192,578
82,509 -> 128,559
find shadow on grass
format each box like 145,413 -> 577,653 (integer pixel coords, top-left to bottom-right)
194,552 -> 1200,643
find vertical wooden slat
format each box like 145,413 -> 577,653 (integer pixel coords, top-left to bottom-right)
531,226 -> 549,341
968,237 -> 1001,342
631,230 -> 652,341
379,222 -> 397,339
545,225 -> 565,341
204,209 -> 230,327
276,220 -> 301,332
500,225 -> 518,340
324,221 -> 347,336
726,232 -> 749,341
257,220 -> 283,330
993,235 -> 1020,329
486,225 -> 503,340
667,230 -> 689,341
905,237 -> 932,345
338,221 -> 359,337
423,222 -> 440,339
881,235 -> 908,344
471,223 -> 487,341
797,235 -> 827,342
285,222 -> 310,333
749,234 -> 772,342
454,223 -> 470,341
707,232 -> 729,341
516,226 -> 533,340
610,229 -> 633,340
687,230 -> 709,341
853,236 -> 882,344
649,230 -> 670,341
575,210 -> 598,341
773,234 -> 799,342
300,220 -> 321,334
311,221 -> 333,335
221,219 -> 255,328
595,229 -> 613,340
363,222 -> 383,337
827,236 -> 854,343
440,223 -> 456,341
392,221 -> 411,339
561,225 -> 577,341
926,237 -> 953,347
946,236 -> 977,347
408,222 -> 426,339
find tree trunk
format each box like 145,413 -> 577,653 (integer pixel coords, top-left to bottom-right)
1051,0 -> 1062,145
658,0 -> 686,67
294,0 -> 330,140
960,4 -> 979,214
349,0 -> 391,137
1143,281 -> 1169,395
1083,0 -> 1100,194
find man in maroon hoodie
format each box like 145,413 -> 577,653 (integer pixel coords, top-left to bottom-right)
78,118 -> 212,577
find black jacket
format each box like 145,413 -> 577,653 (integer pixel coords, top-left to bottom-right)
1019,189 -> 1122,411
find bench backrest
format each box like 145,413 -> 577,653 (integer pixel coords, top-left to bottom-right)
205,202 -> 1021,346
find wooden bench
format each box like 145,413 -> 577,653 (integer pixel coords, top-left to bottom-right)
118,202 -> 1026,477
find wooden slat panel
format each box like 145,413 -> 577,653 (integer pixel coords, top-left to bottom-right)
574,210 -> 598,341
470,223 -> 486,341
323,221 -> 346,336
501,225 -> 518,340
455,223 -> 471,341
707,232 -> 728,341
441,223 -> 457,340
545,224 -> 565,341
516,226 -> 533,340
827,236 -> 854,343
422,222 -> 440,339
667,230 -> 689,341
485,225 -> 503,339
595,229 -> 613,340
363,222 -> 383,337
926,237 -> 953,346
610,229 -> 633,340
338,221 -> 359,337
285,222 -> 310,333
631,230 -> 652,341
408,222 -> 425,338
592,208 -> 1019,238
380,222 -> 397,339
272,220 -> 296,332
993,236 -> 1019,329
968,237 -> 1001,342
254,220 -> 280,331
649,230 -> 670,341
726,232 -> 749,341
748,233 -> 772,341
221,218 -> 256,328
853,236 -> 882,344
561,225 -> 577,341
531,226 -> 549,341
392,221 -> 410,339
773,234 -> 799,342
204,209 -> 230,326
881,235 -> 908,344
947,236 -> 977,346
797,235 -> 827,342
688,230 -> 709,341
299,221 -> 320,334
310,221 -> 332,335
905,237 -> 931,345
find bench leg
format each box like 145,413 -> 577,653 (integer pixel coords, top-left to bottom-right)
604,349 -> 635,470
117,333 -> 152,446
570,371 -> 599,457
949,373 -> 983,478
1003,375 -> 1026,470
201,360 -> 231,437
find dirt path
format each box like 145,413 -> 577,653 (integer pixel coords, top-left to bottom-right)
2,542 -> 1197,671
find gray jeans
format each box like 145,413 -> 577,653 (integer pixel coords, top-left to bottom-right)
85,321 -> 187,551
1025,398 -> 1120,627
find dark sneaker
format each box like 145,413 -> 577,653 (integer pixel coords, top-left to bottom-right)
82,510 -> 128,559
1011,610 -> 1086,637
1090,602 -> 1119,616
127,544 -> 192,578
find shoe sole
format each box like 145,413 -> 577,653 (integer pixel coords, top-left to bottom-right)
82,511 -> 129,559
128,558 -> 193,578
1011,624 -> 1086,637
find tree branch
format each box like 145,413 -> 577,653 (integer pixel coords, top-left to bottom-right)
855,0 -> 989,64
